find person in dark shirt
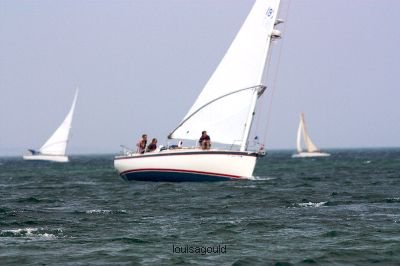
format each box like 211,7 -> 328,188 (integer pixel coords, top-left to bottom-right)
199,131 -> 211,150
146,138 -> 158,152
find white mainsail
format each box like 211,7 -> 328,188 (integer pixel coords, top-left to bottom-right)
296,113 -> 319,153
39,89 -> 78,155
169,0 -> 281,150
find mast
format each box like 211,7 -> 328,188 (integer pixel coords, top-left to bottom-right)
240,5 -> 282,151
240,87 -> 262,151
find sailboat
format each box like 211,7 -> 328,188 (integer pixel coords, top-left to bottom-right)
23,90 -> 78,163
114,0 -> 283,181
292,113 -> 330,158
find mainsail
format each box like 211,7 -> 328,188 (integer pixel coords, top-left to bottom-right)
39,90 -> 78,155
169,0 -> 281,150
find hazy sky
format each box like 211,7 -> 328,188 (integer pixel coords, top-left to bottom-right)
1,0 -> 399,155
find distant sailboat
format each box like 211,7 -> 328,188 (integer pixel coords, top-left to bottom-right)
292,113 -> 330,158
114,0 -> 283,181
23,90 -> 78,162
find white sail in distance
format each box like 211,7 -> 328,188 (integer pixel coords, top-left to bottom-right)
297,113 -> 319,153
39,89 -> 78,155
296,120 -> 303,153
169,0 -> 281,148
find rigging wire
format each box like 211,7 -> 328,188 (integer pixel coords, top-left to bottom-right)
252,0 -> 286,144
261,0 -> 293,147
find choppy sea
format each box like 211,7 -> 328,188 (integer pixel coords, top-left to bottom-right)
0,148 -> 399,265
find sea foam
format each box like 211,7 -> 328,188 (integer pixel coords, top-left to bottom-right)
297,201 -> 328,208
0,228 -> 60,239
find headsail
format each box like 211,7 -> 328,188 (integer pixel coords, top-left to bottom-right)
39,89 -> 78,155
169,0 -> 281,149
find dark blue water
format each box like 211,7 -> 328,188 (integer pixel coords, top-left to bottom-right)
1,149 -> 399,265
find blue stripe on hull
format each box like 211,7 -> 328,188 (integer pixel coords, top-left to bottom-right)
121,171 -> 235,182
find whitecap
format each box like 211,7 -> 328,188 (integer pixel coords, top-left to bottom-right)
0,227 -> 60,239
85,209 -> 127,214
385,197 -> 400,203
38,233 -> 57,240
86,209 -> 112,214
239,185 -> 257,188
297,201 -> 328,208
74,181 -> 96,185
2,227 -> 38,235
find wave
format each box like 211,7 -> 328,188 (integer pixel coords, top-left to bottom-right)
110,237 -> 151,244
296,201 -> 328,208
0,207 -> 12,213
322,230 -> 341,237
85,209 -> 127,214
16,197 -> 62,204
248,176 -> 276,181
17,197 -> 41,203
367,197 -> 400,204
232,258 -> 295,265
0,227 -> 62,239
384,197 -> 400,203
68,181 -> 97,185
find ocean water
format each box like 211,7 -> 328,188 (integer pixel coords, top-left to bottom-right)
0,148 -> 399,265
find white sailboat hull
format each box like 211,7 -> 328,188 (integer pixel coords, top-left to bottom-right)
23,154 -> 69,162
292,152 -> 330,158
114,149 -> 258,181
